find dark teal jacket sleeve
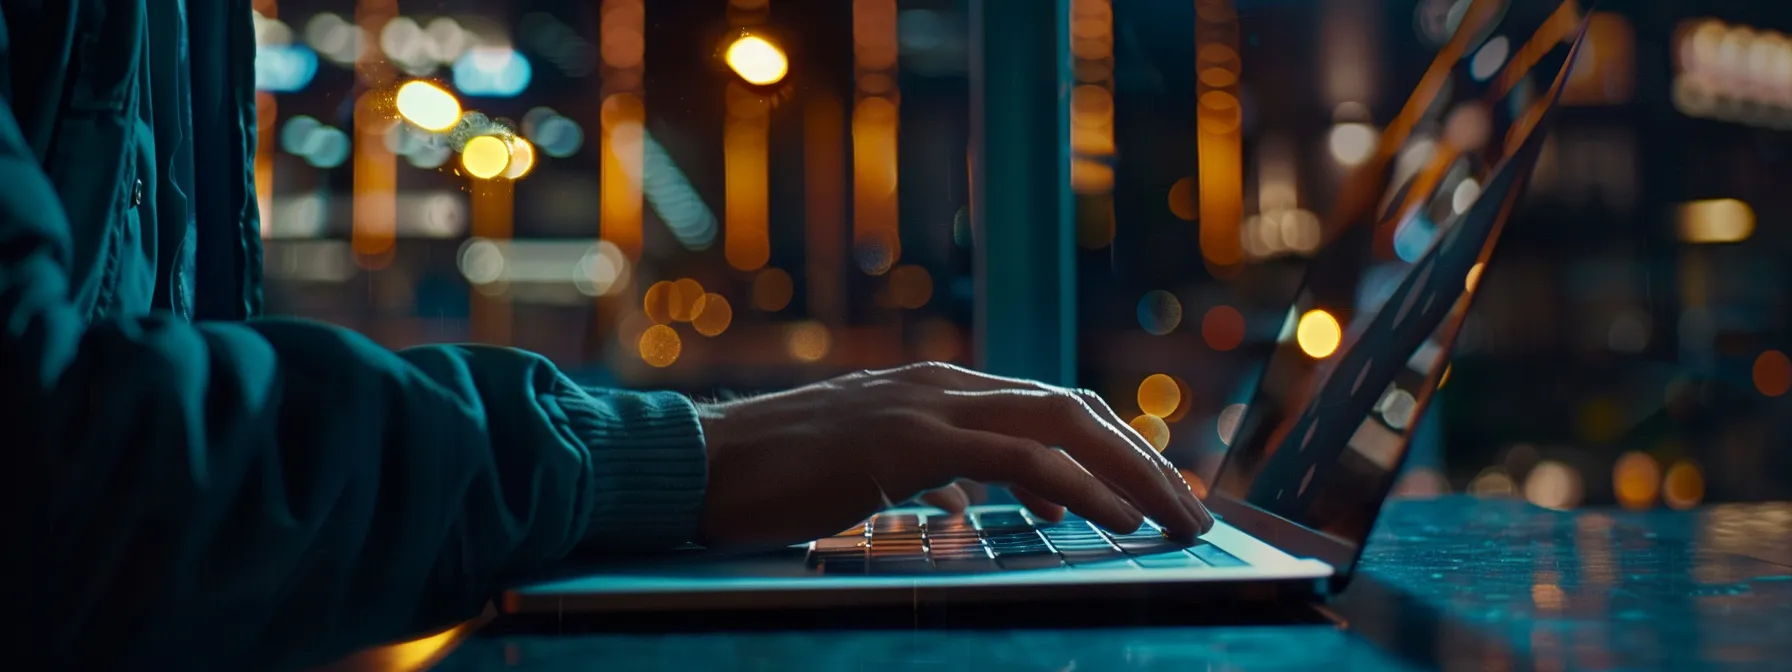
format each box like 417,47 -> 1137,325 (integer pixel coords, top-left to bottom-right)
0,87 -> 707,672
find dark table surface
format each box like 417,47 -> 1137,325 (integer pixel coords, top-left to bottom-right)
324,496 -> 1792,671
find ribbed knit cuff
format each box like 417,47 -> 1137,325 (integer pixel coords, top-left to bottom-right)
555,387 -> 708,553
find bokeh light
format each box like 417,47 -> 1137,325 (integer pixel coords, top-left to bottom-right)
1613,451 -> 1660,510
1296,309 -> 1343,359
1523,460 -> 1583,510
1137,374 -> 1181,418
638,324 -> 682,368
643,281 -> 676,324
670,278 -> 707,322
1167,176 -> 1199,221
1753,349 -> 1791,397
786,321 -> 832,362
1468,469 -> 1518,498
725,35 -> 790,85
692,294 -> 733,337
753,268 -> 794,312
1176,469 -> 1210,499
888,265 -> 933,309
1327,122 -> 1377,166
453,47 -> 533,97
1137,290 -> 1183,335
395,80 -> 462,132
1662,460 -> 1705,510
461,136 -> 511,179
1201,305 -> 1246,351
1677,198 -> 1755,243
501,137 -> 537,179
1129,415 -> 1171,452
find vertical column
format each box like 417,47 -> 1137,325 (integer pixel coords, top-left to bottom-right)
253,1 -> 278,239
805,93 -> 848,323
470,180 -> 515,345
723,0 -> 775,273
352,0 -> 399,269
969,0 -> 1075,385
1068,0 -> 1116,250
852,0 -> 900,276
600,0 -> 646,261
1195,0 -> 1243,278
724,82 -> 772,272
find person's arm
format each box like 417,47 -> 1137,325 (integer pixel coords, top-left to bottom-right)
0,93 -> 705,672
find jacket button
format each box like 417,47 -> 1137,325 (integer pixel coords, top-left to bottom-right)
130,179 -> 145,208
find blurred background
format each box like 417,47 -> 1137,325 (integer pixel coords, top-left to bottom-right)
250,0 -> 1789,513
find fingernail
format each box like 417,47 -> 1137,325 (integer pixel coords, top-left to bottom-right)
1181,496 -> 1215,534
1113,495 -> 1146,532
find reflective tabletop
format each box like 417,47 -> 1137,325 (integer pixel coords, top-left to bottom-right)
322,497 -> 1792,670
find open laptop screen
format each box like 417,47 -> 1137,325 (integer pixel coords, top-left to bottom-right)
1212,0 -> 1589,548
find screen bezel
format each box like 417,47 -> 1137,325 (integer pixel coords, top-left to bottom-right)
1207,3 -> 1592,588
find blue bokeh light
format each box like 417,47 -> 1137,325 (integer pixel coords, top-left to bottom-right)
255,45 -> 318,93
452,48 -> 533,97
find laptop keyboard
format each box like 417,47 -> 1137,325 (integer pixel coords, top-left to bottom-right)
805,507 -> 1248,575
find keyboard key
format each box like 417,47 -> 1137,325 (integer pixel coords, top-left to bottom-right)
1059,550 -> 1125,564
975,510 -> 1030,531
1188,544 -> 1249,567
872,513 -> 920,532
1134,551 -> 1200,568
833,524 -> 867,537
1116,540 -> 1181,555
812,537 -> 867,553
925,514 -> 975,530
930,547 -> 991,561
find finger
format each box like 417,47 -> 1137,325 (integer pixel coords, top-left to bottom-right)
937,389 -> 1204,541
957,479 -> 991,504
931,427 -> 1143,534
1009,487 -> 1065,523
918,483 -> 970,514
886,364 -> 1212,534
1076,390 -> 1215,533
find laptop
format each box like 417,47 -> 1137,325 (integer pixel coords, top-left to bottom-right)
504,0 -> 1590,615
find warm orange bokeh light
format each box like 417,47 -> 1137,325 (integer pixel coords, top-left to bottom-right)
1613,451 -> 1660,510
692,293 -> 733,337
1137,374 -> 1181,418
752,268 -> 794,312
1129,414 -> 1171,452
1201,304 -> 1246,351
638,324 -> 682,368
787,321 -> 832,362
724,35 -> 789,86
1296,309 -> 1343,359
1176,469 -> 1210,498
643,281 -> 675,324
888,265 -> 933,309
1754,350 -> 1791,397
461,136 -> 510,179
1662,460 -> 1705,510
1167,176 -> 1199,221
670,278 -> 706,322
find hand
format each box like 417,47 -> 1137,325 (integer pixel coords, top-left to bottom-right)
694,362 -> 1214,551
